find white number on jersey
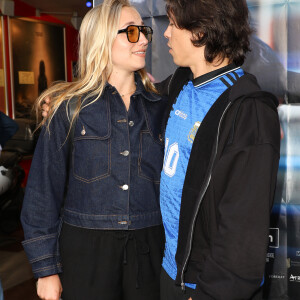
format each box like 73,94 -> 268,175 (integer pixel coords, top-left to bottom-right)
163,138 -> 179,177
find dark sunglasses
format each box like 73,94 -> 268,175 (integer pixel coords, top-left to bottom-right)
117,25 -> 153,43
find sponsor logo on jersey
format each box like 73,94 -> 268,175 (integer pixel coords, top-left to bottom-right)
175,110 -> 187,120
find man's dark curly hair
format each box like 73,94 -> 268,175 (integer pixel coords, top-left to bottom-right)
165,0 -> 252,66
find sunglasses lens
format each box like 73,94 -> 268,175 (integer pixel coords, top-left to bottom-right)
141,27 -> 152,42
127,26 -> 139,43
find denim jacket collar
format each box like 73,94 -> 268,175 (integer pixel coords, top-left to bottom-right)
82,74 -> 165,145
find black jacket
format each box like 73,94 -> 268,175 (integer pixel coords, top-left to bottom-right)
0,111 -> 18,147
157,65 -> 281,300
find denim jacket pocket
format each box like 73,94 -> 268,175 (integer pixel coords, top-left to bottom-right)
138,130 -> 164,183
73,135 -> 111,183
72,97 -> 111,183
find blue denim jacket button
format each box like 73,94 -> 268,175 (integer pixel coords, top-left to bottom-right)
128,121 -> 134,127
121,184 -> 129,191
120,150 -> 129,156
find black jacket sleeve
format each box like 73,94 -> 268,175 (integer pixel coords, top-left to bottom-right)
0,111 -> 19,147
155,74 -> 173,96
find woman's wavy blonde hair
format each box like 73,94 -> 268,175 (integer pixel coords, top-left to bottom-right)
36,0 -> 157,131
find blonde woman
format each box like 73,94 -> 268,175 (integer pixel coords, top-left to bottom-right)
21,1 -> 166,299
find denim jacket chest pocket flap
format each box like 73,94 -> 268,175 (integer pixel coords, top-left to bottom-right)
73,98 -> 111,183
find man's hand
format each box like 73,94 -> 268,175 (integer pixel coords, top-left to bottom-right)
42,96 -> 51,118
36,274 -> 62,300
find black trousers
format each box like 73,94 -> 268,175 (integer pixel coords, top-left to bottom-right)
160,268 -> 194,300
59,223 -> 165,300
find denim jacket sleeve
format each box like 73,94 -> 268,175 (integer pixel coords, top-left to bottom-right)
21,103 -> 70,278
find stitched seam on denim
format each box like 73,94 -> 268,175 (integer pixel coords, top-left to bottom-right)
138,173 -> 160,184
130,211 -> 161,219
108,137 -> 111,181
22,234 -> 56,244
72,93 -> 111,181
74,135 -> 110,141
140,98 -> 163,145
63,218 -> 161,230
138,131 -> 160,183
64,209 -> 161,218
74,173 -> 110,183
125,109 -> 130,218
138,130 -> 161,183
34,263 -> 62,273
30,254 -> 56,263
106,92 -> 112,139
56,105 -> 72,153
73,92 -> 111,139
72,139 -> 111,182
64,209 -> 124,217
63,220 -> 127,230
56,217 -> 64,256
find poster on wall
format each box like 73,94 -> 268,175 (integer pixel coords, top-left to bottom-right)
0,17 -> 7,113
10,18 -> 66,119
244,1 -> 300,299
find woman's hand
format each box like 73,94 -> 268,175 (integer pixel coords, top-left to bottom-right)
42,96 -> 51,118
36,274 -> 62,300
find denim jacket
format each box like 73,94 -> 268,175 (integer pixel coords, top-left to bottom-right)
21,76 -> 167,278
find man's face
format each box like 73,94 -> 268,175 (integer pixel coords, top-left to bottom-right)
164,16 -> 197,67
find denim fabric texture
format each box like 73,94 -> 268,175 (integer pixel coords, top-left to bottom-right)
21,74 -> 167,278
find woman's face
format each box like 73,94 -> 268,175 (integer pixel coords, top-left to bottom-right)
111,7 -> 149,74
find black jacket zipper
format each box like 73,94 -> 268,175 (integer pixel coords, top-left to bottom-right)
180,101 -> 233,291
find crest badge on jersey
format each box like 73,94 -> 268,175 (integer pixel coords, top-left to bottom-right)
188,121 -> 201,143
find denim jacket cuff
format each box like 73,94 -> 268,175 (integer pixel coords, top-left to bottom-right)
31,258 -> 63,278
22,233 -> 62,278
